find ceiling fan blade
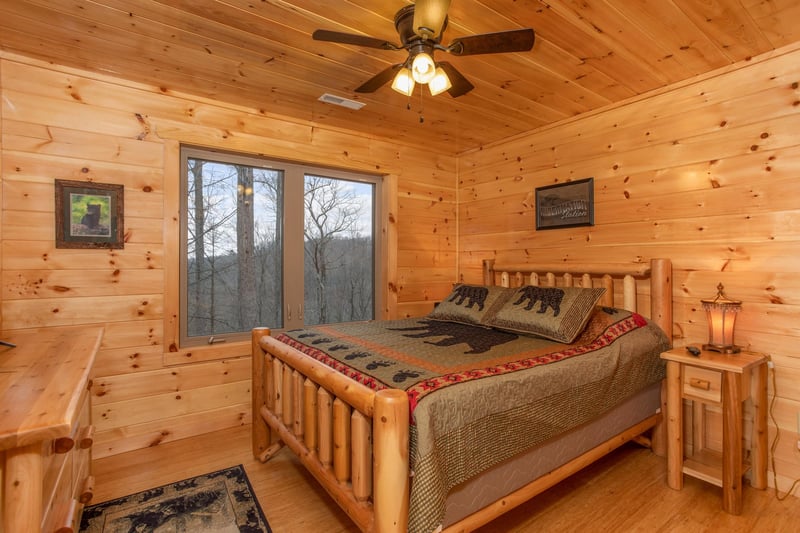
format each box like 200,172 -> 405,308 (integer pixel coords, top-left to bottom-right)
355,64 -> 403,93
312,29 -> 400,50
413,0 -> 451,39
437,62 -> 474,98
447,28 -> 535,56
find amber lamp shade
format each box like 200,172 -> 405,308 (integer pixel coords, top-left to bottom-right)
701,283 -> 741,354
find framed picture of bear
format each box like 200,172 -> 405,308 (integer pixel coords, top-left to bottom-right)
55,180 -> 124,249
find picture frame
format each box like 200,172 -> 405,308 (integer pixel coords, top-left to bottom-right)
55,180 -> 124,249
535,178 -> 594,230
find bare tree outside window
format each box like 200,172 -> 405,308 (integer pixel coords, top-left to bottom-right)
303,175 -> 374,325
184,157 -> 283,339
236,165 -> 257,329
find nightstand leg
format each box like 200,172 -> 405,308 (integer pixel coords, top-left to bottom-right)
692,401 -> 705,454
666,360 -> 683,490
751,362 -> 768,489
722,371 -> 743,515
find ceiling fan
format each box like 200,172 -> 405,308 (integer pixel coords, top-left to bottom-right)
312,0 -> 535,98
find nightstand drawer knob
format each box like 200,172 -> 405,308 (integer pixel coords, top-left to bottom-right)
689,378 -> 711,391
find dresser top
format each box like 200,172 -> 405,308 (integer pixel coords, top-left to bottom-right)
0,327 -> 102,450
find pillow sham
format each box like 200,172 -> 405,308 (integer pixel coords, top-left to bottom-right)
428,284 -> 511,326
482,285 -> 606,343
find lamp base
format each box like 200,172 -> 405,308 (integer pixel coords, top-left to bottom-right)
702,343 -> 741,354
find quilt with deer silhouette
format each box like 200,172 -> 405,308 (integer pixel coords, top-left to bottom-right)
276,307 -> 669,533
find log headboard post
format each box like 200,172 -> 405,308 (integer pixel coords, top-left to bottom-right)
482,259 -> 495,286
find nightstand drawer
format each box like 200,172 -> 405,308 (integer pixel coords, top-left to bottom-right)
683,365 -> 721,403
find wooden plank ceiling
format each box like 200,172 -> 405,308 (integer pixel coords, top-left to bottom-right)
1,0 -> 798,155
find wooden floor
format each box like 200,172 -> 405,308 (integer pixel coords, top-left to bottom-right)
90,424 -> 799,532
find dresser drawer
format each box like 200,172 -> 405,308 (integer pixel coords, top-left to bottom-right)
682,365 -> 722,403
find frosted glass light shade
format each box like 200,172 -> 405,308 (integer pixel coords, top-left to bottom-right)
391,67 -> 415,96
411,52 -> 436,84
428,67 -> 452,96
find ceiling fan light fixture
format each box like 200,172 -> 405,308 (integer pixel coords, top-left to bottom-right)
411,52 -> 436,84
428,67 -> 452,96
313,1 -> 535,100
391,67 -> 416,96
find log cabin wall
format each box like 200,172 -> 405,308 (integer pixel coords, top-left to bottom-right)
0,52 -> 457,458
457,43 -> 800,495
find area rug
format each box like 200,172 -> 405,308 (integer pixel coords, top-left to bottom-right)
80,464 -> 271,532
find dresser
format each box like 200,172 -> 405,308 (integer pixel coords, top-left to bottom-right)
1,326 -> 103,533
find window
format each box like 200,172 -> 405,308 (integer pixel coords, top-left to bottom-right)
180,146 -> 381,346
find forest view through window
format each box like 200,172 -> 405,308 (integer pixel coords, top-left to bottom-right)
180,147 -> 380,346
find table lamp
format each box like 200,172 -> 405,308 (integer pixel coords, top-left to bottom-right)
701,283 -> 741,354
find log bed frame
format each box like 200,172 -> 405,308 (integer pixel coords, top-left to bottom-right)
252,258 -> 673,532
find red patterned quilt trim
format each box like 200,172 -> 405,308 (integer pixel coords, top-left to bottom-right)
275,313 -> 647,416
274,335 -> 389,393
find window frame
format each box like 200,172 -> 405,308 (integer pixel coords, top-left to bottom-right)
169,143 -> 385,356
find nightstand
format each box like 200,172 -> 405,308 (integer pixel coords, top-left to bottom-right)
661,345 -> 768,515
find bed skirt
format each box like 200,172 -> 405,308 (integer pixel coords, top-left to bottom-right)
443,381 -> 662,526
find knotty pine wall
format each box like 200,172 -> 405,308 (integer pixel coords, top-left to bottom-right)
458,43 -> 800,495
0,52 -> 457,458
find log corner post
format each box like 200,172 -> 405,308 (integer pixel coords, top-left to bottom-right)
252,327 -> 271,460
373,389 -> 409,533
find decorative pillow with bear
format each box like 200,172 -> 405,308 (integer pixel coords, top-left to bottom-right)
483,285 -> 606,343
427,284 -> 511,326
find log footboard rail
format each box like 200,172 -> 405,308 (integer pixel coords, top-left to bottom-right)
252,328 -> 409,533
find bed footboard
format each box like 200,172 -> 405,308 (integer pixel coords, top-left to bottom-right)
252,327 -> 409,533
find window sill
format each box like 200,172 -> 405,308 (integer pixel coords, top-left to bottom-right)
163,339 -> 252,366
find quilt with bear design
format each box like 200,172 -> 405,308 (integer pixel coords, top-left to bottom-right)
276,307 -> 669,533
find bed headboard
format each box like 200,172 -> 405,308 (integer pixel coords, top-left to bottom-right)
482,258 -> 673,343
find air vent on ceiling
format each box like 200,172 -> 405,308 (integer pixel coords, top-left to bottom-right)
318,93 -> 366,110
